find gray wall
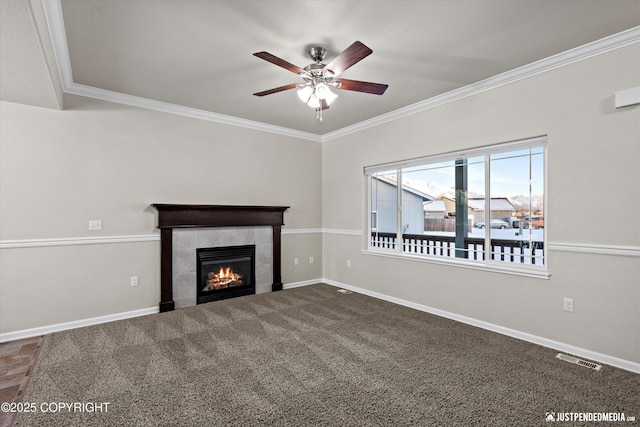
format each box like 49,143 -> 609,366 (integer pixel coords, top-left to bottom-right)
1,41 -> 638,370
0,94 -> 322,333
322,44 -> 640,365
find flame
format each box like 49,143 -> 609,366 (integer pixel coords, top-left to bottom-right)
217,266 -> 240,283
203,266 -> 243,291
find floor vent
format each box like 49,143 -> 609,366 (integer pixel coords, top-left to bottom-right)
336,289 -> 353,294
555,353 -> 602,371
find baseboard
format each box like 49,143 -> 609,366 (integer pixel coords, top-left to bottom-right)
283,278 -> 323,289
3,279 -> 637,374
321,278 -> 640,374
0,281 -> 322,343
0,307 -> 159,343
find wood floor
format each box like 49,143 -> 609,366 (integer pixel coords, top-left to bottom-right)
0,336 -> 44,427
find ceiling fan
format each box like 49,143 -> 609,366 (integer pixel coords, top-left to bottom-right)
253,41 -> 388,121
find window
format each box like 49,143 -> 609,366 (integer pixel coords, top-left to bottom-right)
366,137 -> 546,276
370,169 -> 398,248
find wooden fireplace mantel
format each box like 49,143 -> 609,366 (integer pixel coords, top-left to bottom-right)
152,204 -> 289,312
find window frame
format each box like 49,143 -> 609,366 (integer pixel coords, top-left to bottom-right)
364,136 -> 549,279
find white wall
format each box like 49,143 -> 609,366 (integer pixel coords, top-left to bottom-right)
322,44 -> 640,367
0,94 -> 322,334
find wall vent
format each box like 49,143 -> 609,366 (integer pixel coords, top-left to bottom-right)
556,353 -> 602,370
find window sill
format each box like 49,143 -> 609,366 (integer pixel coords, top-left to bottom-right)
362,248 -> 551,280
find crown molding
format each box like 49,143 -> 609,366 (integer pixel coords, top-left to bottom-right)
41,0 -> 322,143
63,82 -> 322,142
42,0 -> 639,143
41,0 -> 72,88
321,26 -> 640,142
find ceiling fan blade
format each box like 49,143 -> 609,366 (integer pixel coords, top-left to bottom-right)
253,83 -> 298,97
335,79 -> 388,95
323,41 -> 372,76
253,52 -> 307,75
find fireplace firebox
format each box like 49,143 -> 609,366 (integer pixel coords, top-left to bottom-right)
197,245 -> 256,304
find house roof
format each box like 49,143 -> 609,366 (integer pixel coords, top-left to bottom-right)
372,175 -> 434,201
468,198 -> 516,211
423,200 -> 446,212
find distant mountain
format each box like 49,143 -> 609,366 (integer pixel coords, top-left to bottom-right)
401,177 -> 543,212
401,178 -> 455,199
402,178 -> 483,200
508,194 -> 544,212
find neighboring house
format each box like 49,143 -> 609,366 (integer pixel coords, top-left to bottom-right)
468,197 -> 517,224
371,176 -> 433,234
423,200 -> 447,219
437,196 -> 456,217
436,195 -> 517,222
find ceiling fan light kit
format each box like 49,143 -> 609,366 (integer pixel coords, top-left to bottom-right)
253,41 -> 388,122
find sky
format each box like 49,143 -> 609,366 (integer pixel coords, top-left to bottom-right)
401,148 -> 544,198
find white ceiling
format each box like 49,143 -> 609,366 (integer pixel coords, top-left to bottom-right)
2,0 -> 639,137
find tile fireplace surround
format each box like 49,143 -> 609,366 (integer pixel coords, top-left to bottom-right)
176,227 -> 267,308
152,204 -> 289,312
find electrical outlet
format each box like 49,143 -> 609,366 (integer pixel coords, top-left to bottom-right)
563,298 -> 574,313
347,259 -> 352,268
309,256 -> 314,264
294,258 -> 299,266
88,220 -> 102,231
130,276 -> 139,287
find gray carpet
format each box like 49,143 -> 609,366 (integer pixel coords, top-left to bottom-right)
16,284 -> 639,426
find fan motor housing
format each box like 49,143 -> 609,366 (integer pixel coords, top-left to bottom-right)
309,47 -> 327,62
303,63 -> 328,77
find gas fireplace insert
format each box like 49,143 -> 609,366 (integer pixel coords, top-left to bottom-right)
196,245 -> 256,304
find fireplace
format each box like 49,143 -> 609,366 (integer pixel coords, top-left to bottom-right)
151,204 -> 289,312
197,245 -> 255,304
